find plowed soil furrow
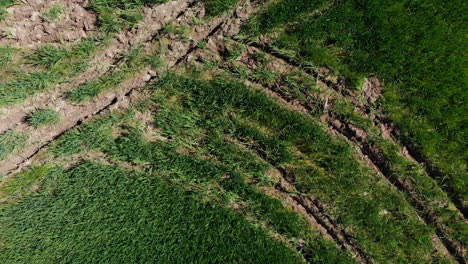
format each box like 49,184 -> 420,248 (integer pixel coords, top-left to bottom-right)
0,0 -> 267,176
246,40 -> 467,219
208,43 -> 466,262
0,0 -> 195,135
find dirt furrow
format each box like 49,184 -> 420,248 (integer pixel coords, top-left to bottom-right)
0,0 -> 265,176
0,0 -> 195,135
246,40 -> 467,219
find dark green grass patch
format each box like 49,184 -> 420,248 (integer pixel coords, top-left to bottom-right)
89,0 -> 168,33
0,161 -> 303,263
27,108 -> 60,127
203,0 -> 239,16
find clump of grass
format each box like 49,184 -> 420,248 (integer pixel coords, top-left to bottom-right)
89,0 -> 167,33
0,130 -> 26,160
28,45 -> 68,68
0,45 -> 14,67
27,108 -> 60,127
144,54 -> 164,69
41,4 -> 63,22
203,0 -> 239,16
66,70 -> 126,103
66,46 -> 146,103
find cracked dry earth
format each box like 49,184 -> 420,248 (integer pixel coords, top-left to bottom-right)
0,1 -> 466,263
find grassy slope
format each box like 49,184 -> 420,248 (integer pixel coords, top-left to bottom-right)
241,0 -> 467,201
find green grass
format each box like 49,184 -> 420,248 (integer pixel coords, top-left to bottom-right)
0,129 -> 26,160
0,45 -> 15,67
48,109 -> 354,264
0,162 -> 304,263
66,70 -> 127,102
89,0 -> 168,33
27,108 -> 60,127
241,0 -> 468,202
41,4 -> 63,22
28,45 -> 68,68
6,69 -> 454,262
0,37 -> 99,105
211,45 -> 467,249
0,0 -> 16,21
66,46 -> 144,103
148,72 -> 451,263
203,0 -> 239,16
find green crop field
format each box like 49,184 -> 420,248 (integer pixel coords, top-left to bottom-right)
0,0 -> 466,263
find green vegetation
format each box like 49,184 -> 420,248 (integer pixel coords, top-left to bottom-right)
89,0 -> 168,33
0,1 -> 464,262
28,45 -> 68,68
41,4 -> 63,22
0,37 -> 99,105
0,162 -> 304,263
48,70 -> 452,262
203,0 -> 239,16
207,41 -> 466,245
149,72 -> 445,263
27,108 -> 60,127
242,0 -> 467,213
0,129 -> 26,160
66,46 -> 144,103
0,45 -> 14,67
0,0 -> 15,21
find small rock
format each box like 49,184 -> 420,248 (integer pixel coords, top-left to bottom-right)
362,76 -> 382,104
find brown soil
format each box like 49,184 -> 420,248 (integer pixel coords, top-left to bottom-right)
0,0 -> 97,47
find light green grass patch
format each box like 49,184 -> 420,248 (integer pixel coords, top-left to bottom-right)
27,108 -> 60,127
